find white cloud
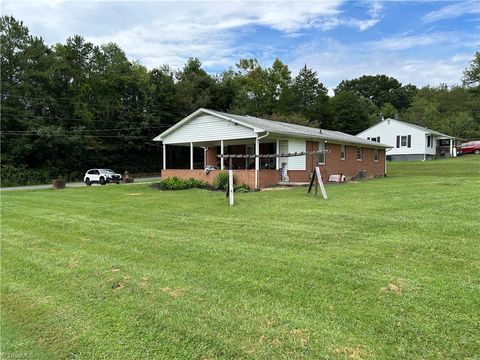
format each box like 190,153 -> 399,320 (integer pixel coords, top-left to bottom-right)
289,37 -> 473,91
370,32 -> 459,51
1,0 -> 385,70
423,0 -> 480,23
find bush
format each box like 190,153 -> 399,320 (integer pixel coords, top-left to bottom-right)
1,165 -> 51,187
213,172 -> 232,190
157,177 -> 207,190
234,184 -> 250,193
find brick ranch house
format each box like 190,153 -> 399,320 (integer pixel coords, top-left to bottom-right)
154,108 -> 390,189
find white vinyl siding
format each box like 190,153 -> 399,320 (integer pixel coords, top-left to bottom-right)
162,114 -> 255,144
358,119 -> 427,156
278,140 -> 289,170
287,138 -> 306,170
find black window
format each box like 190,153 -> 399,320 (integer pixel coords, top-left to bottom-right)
356,148 -> 363,161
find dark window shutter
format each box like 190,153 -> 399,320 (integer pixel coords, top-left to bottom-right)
377,137 -> 381,143
407,135 -> 411,148
396,136 -> 400,148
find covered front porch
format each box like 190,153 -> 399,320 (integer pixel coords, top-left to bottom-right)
162,137 -> 286,189
435,137 -> 457,158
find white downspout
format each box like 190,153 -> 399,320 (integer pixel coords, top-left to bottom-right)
255,132 -> 270,189
200,147 -> 208,168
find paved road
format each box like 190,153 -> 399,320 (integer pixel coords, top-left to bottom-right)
0,176 -> 160,192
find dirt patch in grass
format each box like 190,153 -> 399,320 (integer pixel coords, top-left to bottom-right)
126,193 -> 142,196
160,287 -> 184,299
331,346 -> 367,359
258,335 -> 283,347
380,280 -> 404,294
290,328 -> 309,347
112,282 -> 124,290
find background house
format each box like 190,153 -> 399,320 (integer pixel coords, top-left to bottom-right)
357,118 -> 456,161
154,109 -> 389,189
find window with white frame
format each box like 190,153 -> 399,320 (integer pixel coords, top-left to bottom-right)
374,149 -> 379,162
318,142 -> 325,164
340,144 -> 346,160
357,147 -> 363,161
401,136 -> 407,147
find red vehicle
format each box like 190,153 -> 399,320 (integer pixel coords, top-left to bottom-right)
458,141 -> 480,155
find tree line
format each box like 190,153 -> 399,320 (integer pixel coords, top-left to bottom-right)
1,16 -> 479,185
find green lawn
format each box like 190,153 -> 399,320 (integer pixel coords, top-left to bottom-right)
1,157 -> 479,359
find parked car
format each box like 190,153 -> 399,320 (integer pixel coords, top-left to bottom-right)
84,169 -> 122,186
457,141 -> 480,155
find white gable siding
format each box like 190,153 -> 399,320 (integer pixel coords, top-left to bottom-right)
287,138 -> 306,170
358,120 -> 426,156
162,114 -> 255,144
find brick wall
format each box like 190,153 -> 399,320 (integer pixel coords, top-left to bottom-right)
322,143 -> 385,180
283,142 -> 385,182
259,170 -> 280,188
161,169 -> 280,189
205,147 -> 218,167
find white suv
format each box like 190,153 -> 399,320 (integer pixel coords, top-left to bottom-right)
84,169 -> 122,186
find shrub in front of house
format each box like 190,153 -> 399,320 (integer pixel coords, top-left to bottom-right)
157,177 -> 207,190
155,175 -> 250,192
212,172 -> 232,190
233,184 -> 250,192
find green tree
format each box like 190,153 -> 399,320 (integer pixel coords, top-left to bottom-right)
176,58 -> 216,114
379,102 -> 398,120
462,50 -> 480,93
331,92 -> 370,134
335,74 -> 417,110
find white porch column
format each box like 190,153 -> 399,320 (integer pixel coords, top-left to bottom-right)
190,142 -> 193,170
276,139 -> 280,170
220,140 -> 224,170
449,139 -> 453,157
163,144 -> 166,170
255,137 -> 259,189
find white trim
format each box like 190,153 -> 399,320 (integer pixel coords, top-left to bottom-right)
163,144 -> 166,170
190,142 -> 193,170
340,144 -> 346,160
220,140 -> 224,170
318,141 -> 326,165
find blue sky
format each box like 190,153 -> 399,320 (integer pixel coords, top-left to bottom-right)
2,1 -> 479,92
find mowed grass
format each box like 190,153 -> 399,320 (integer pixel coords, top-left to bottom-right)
1,157 -> 479,359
